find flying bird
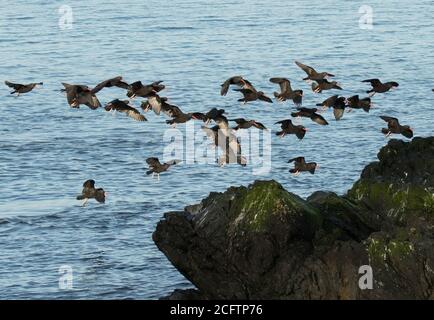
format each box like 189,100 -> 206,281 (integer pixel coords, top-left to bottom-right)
275,119 -> 308,139
127,80 -> 165,98
312,79 -> 342,93
316,95 -> 341,110
380,116 -> 413,139
146,157 -> 181,180
291,107 -> 328,125
61,76 -> 130,109
229,118 -> 267,130
191,108 -> 226,125
234,88 -> 273,104
76,179 -> 106,206
269,77 -> 303,106
294,61 -> 335,82
220,76 -> 255,96
5,81 -> 43,96
362,79 -> 399,96
288,157 -> 319,176
346,95 -> 372,112
331,96 -> 348,121
104,99 -> 147,121
165,105 -> 204,127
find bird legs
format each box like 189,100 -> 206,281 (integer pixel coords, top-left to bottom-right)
292,171 -> 300,177
82,198 -> 89,207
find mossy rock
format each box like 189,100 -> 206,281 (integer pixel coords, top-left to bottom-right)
228,180 -> 322,236
348,181 -> 434,223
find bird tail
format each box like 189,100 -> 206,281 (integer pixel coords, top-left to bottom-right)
276,131 -> 284,137
76,195 -> 84,200
146,170 -> 154,175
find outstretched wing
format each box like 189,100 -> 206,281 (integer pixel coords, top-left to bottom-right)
288,157 -> 305,164
92,76 -> 129,93
5,81 -> 24,90
270,77 -> 290,93
362,79 -> 382,87
295,61 -> 316,76
252,121 -> 267,130
146,157 -> 161,168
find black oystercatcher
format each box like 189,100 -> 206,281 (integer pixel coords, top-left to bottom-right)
275,119 -> 307,139
269,77 -> 303,106
288,157 -> 318,175
5,81 -> 43,96
76,179 -> 106,206
380,116 -> 413,139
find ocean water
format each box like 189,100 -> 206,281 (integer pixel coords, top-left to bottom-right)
0,0 -> 433,299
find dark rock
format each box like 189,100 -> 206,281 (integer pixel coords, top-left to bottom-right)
154,137 -> 434,299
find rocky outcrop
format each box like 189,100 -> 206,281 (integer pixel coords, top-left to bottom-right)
153,137 -> 434,299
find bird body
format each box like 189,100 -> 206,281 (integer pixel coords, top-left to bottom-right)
127,80 -> 165,98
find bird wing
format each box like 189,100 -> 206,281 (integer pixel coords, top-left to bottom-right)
146,157 -> 162,168
275,119 -> 292,130
362,79 -> 382,86
252,121 -> 267,130
126,107 -> 147,121
221,76 -> 242,96
230,118 -> 246,124
295,61 -> 316,76
258,93 -> 273,103
333,107 -> 345,121
288,157 -> 305,164
380,115 -> 399,124
165,159 -> 182,166
165,104 -> 183,118
91,76 -> 128,93
269,78 -> 290,93
82,93 -> 101,110
311,113 -> 329,125
5,81 -> 24,90
62,83 -> 79,106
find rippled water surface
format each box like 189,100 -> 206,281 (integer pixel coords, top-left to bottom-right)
0,0 -> 433,299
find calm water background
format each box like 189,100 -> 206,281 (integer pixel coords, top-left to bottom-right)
0,0 -> 433,299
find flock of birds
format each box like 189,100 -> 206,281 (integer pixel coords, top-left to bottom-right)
5,61 -> 423,206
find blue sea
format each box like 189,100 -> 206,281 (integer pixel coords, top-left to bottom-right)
0,0 -> 433,299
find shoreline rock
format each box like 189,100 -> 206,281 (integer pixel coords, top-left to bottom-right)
153,137 -> 434,299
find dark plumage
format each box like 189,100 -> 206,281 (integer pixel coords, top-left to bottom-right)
234,88 -> 273,104
291,107 -> 328,125
220,76 -> 255,96
312,79 -> 342,93
76,179 -> 106,206
362,79 -> 399,96
104,99 -> 147,121
127,80 -> 165,98
275,119 -> 307,139
5,81 -> 43,95
269,77 -> 303,106
346,95 -> 372,112
229,118 -> 267,130
380,116 -> 413,139
146,157 -> 181,180
62,76 -> 129,109
316,95 -> 340,110
331,97 -> 348,121
164,105 -> 204,126
191,108 -> 226,124
295,61 -> 335,81
288,157 -> 318,175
